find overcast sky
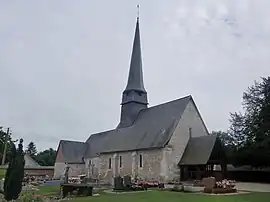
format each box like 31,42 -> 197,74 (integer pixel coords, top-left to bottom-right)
0,0 -> 270,151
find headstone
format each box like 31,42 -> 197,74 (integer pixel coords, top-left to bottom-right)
114,176 -> 124,190
123,175 -> 132,187
202,177 -> 216,189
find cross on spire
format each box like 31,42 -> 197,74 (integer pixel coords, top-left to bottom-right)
137,5 -> 140,20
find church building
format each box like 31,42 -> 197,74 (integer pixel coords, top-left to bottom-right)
54,17 -> 226,182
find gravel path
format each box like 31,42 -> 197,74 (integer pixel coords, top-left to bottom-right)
235,182 -> 270,192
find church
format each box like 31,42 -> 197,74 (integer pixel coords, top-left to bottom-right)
54,17 -> 226,182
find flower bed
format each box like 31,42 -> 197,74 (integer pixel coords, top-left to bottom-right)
135,180 -> 164,188
203,179 -> 237,194
212,187 -> 237,194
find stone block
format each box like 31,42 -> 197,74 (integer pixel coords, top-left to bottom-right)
202,177 -> 216,189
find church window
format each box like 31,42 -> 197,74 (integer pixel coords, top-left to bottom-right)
109,158 -> 112,169
119,156 -> 122,168
139,154 -> 143,167
189,127 -> 192,138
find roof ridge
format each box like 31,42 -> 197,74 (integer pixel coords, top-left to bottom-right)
86,128 -> 116,142
60,139 -> 86,144
124,95 -> 192,128
146,95 -> 191,110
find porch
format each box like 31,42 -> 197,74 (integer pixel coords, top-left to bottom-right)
178,135 -> 227,181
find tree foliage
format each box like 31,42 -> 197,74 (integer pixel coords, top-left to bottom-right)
0,128 -> 12,164
24,140 -> 57,166
229,76 -> 270,167
26,141 -> 37,157
210,131 -> 236,164
4,139 -> 25,201
35,148 -> 57,166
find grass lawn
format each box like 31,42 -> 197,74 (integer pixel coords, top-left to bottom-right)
35,185 -> 61,196
35,186 -> 270,202
0,168 -> 5,179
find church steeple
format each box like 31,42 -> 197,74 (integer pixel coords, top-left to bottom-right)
118,13 -> 148,128
123,17 -> 146,94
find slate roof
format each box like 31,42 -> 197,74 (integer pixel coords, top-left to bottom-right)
124,18 -> 146,93
178,135 -> 217,165
59,140 -> 87,163
84,95 -> 191,158
24,153 -> 40,167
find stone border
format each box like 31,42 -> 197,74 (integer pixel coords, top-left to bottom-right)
198,191 -> 251,196
103,189 -> 152,194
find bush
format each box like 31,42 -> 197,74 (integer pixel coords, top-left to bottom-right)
4,139 -> 25,201
18,192 -> 43,202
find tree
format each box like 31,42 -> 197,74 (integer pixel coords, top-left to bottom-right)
0,128 -> 12,165
26,141 -> 37,157
210,131 -> 236,164
229,76 -> 270,167
35,148 -> 57,166
4,139 -> 25,201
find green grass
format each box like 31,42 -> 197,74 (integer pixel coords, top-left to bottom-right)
67,191 -> 270,202
30,186 -> 270,202
0,168 -> 5,179
35,185 -> 61,196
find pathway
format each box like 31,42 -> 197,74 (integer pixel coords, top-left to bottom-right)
235,182 -> 270,192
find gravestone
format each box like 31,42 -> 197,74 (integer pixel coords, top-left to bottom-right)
123,175 -> 132,188
114,176 -> 124,190
202,177 -> 216,189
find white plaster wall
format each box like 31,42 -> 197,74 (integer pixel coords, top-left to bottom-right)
53,162 -> 66,179
68,164 -> 86,177
53,162 -> 86,179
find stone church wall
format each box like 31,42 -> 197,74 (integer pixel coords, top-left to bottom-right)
53,100 -> 209,182
53,162 -> 86,179
86,149 -> 163,183
164,100 -> 209,181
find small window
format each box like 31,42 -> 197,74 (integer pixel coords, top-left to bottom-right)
89,160 -> 92,165
139,154 -> 143,167
109,158 -> 112,169
119,156 -> 122,168
189,127 -> 192,138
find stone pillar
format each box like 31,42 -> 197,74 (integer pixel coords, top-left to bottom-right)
161,146 -> 172,182
87,160 -> 91,178
112,153 -> 119,177
96,157 -> 101,181
131,151 -> 138,179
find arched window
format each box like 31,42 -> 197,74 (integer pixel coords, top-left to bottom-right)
119,156 -> 122,168
109,158 -> 112,169
139,154 -> 143,167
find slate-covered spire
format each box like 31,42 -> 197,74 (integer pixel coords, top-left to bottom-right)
124,17 -> 146,93
118,15 -> 148,128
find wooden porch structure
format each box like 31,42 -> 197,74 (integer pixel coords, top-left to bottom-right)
179,135 -> 227,181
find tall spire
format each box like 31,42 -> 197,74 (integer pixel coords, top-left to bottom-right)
124,10 -> 146,93
118,9 -> 148,128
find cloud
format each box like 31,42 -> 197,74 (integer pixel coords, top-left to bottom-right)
0,0 -> 269,151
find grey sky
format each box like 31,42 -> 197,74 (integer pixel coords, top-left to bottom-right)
0,0 -> 270,151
